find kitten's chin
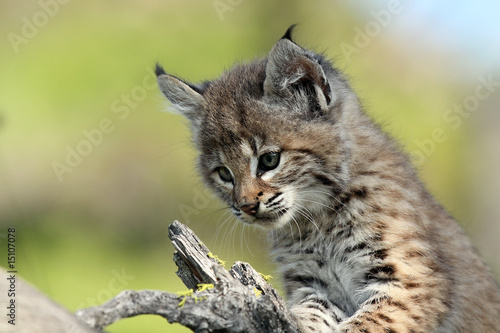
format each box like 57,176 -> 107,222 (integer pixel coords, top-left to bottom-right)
238,211 -> 292,230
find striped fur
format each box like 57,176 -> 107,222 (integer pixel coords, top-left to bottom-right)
156,27 -> 500,332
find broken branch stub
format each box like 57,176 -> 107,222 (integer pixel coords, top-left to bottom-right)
75,220 -> 300,333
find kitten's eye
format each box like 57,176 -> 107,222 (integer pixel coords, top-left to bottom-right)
258,152 -> 281,172
217,166 -> 233,183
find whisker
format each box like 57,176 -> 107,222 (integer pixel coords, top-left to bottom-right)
214,210 -> 234,245
242,224 -> 254,257
285,209 -> 303,248
158,141 -> 191,158
300,189 -> 346,209
297,198 -> 339,215
294,203 -> 323,237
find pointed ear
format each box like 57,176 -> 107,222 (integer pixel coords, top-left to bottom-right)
263,35 -> 333,113
155,63 -> 204,124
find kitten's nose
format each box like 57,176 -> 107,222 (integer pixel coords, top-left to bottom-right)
240,202 -> 259,216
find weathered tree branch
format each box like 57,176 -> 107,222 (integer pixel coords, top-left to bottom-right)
75,220 -> 300,332
0,268 -> 99,333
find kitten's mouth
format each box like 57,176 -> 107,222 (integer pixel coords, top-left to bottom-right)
241,208 -> 291,229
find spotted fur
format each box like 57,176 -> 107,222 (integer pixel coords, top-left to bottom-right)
156,27 -> 500,332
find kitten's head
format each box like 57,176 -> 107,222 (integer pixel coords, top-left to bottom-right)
156,27 -> 357,230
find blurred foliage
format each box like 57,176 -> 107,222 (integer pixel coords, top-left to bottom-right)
0,1 -> 498,332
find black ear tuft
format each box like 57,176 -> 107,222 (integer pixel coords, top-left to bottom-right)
281,24 -> 298,42
154,63 -> 166,77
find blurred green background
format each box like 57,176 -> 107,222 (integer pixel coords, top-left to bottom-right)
1,1 -> 499,332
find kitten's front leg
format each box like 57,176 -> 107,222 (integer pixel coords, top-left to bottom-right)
335,284 -> 448,333
287,266 -> 448,333
292,291 -> 444,333
289,291 -> 347,333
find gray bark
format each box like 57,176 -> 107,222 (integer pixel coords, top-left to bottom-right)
0,268 -> 99,333
75,220 -> 300,332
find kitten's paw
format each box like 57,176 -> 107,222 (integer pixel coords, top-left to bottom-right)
290,297 -> 342,333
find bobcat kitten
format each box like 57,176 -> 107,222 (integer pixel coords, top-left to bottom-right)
156,27 -> 500,332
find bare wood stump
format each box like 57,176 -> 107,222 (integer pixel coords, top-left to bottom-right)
75,220 -> 300,333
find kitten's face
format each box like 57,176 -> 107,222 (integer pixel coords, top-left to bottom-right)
157,30 -> 353,230
195,101 -> 349,230
204,137 -> 297,229
200,134 -> 338,230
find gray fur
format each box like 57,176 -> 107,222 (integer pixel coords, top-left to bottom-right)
156,28 -> 500,332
